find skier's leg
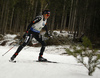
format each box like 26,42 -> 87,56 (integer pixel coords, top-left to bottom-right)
39,41 -> 46,56
10,34 -> 32,61
10,42 -> 27,60
35,35 -> 46,56
38,41 -> 47,61
34,35 -> 47,61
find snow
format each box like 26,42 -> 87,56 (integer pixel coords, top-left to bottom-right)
0,34 -> 17,46
52,30 -> 69,37
0,45 -> 100,78
4,34 -> 17,39
0,33 -> 100,78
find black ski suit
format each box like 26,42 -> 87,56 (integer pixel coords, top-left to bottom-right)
11,15 -> 49,60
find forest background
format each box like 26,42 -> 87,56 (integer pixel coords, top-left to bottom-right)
0,0 -> 100,47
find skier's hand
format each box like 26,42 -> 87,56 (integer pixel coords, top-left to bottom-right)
48,34 -> 50,37
48,34 -> 52,38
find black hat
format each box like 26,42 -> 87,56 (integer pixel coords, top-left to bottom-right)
42,10 -> 50,15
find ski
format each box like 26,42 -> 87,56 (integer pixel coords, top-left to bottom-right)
9,60 -> 58,63
36,60 -> 58,63
9,60 -> 16,63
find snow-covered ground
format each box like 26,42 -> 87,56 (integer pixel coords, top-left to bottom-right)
0,45 -> 100,78
0,33 -> 100,78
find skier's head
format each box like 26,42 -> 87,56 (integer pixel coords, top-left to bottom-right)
42,10 -> 50,19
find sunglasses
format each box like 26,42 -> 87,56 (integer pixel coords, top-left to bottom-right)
46,14 -> 50,16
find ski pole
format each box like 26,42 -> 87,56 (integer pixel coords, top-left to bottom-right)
2,39 -> 23,56
24,42 -> 38,50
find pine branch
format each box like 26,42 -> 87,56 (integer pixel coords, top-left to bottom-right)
77,58 -> 88,69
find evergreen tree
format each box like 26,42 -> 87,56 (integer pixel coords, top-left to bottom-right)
0,0 -> 100,46
66,36 -> 100,76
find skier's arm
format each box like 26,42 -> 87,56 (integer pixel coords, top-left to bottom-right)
26,17 -> 42,32
44,25 -> 50,37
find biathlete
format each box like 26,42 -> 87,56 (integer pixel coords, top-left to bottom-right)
10,10 -> 51,62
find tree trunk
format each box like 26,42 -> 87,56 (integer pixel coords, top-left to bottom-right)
82,0 -> 89,35
60,0 -> 66,33
50,10 -> 56,35
68,0 -> 73,33
2,0 -> 9,34
63,14 -> 67,30
10,7 -> 15,33
0,1 -> 5,34
72,0 -> 78,40
33,0 -> 38,18
5,9 -> 9,34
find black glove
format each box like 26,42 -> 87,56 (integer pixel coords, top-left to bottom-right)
48,34 -> 52,38
48,34 -> 51,37
23,31 -> 28,38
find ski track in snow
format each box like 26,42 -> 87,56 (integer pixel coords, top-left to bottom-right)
0,46 -> 100,78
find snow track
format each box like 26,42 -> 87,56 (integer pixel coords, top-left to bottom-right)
0,46 -> 100,78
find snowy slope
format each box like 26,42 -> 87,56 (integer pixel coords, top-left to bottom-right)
0,46 -> 100,78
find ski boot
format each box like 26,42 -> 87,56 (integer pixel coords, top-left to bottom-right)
38,55 -> 47,62
9,54 -> 16,63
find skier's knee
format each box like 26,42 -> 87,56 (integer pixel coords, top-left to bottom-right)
42,42 -> 46,47
21,43 -> 27,47
42,45 -> 45,49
